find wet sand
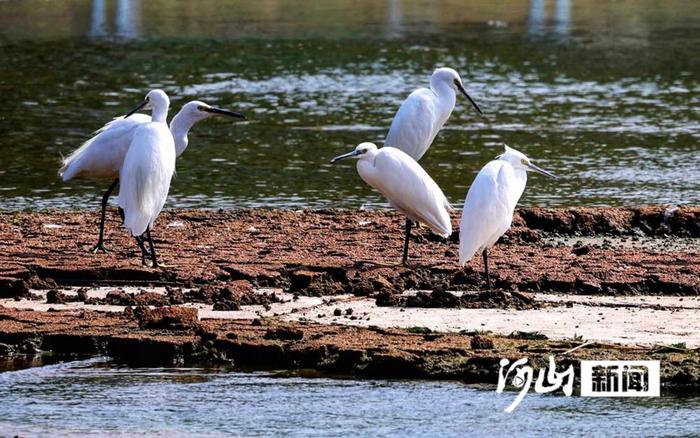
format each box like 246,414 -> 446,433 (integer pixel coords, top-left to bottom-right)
0,207 -> 698,390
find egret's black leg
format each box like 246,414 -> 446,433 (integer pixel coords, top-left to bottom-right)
145,228 -> 159,268
91,178 -> 119,253
134,235 -> 149,266
482,249 -> 492,291
402,219 -> 412,266
118,207 -> 125,223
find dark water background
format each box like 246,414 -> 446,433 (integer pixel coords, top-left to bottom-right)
0,0 -> 698,210
0,358 -> 698,437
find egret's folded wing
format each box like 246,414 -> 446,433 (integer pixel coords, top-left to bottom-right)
459,160 -> 512,264
364,147 -> 452,237
384,89 -> 437,161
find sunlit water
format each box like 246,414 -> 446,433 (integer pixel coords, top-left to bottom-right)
0,358 -> 698,437
0,0 -> 698,210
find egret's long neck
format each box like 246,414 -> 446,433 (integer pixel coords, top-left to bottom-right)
151,102 -> 169,124
169,111 -> 197,157
430,80 -> 456,99
429,81 -> 457,120
355,150 -> 381,186
510,167 -> 528,207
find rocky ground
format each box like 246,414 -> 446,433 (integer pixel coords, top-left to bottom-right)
0,207 -> 698,391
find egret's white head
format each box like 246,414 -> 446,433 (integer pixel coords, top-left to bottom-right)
430,67 -> 483,115
145,89 -> 169,110
498,145 -> 557,178
124,89 -> 170,118
178,100 -> 245,123
330,142 -> 378,163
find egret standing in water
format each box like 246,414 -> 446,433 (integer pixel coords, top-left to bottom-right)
331,142 -> 452,264
117,89 -> 175,267
385,67 -> 483,161
459,145 -> 556,290
59,99 -> 244,252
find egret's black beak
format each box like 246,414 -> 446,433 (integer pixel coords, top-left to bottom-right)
455,80 -> 483,116
526,162 -> 557,179
124,99 -> 149,118
331,150 -> 361,163
203,106 -> 245,119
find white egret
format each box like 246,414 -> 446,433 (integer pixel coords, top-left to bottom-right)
385,67 -> 482,161
117,89 -> 175,267
59,99 -> 244,252
459,145 -> 556,289
331,142 -> 452,264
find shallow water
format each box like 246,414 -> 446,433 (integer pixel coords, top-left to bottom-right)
0,358 -> 698,437
0,0 -> 698,210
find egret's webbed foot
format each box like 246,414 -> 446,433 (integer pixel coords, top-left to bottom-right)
91,241 -> 110,254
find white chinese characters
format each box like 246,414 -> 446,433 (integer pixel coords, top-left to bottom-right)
496,356 -> 574,413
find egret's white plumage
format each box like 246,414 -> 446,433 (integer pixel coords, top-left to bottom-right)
357,145 -> 452,237
385,67 -> 482,161
118,89 -> 175,240
60,114 -> 148,181
331,142 -> 452,263
59,97 -> 243,254
59,100 -> 243,181
459,145 -> 556,267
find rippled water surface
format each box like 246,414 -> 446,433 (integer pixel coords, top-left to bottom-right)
0,0 -> 698,210
0,358 -> 698,437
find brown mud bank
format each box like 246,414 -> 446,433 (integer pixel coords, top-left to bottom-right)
0,207 -> 698,301
0,307 -> 699,392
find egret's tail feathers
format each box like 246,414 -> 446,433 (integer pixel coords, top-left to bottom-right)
458,227 -> 482,266
59,161 -> 77,182
430,220 -> 452,239
59,143 -> 93,181
123,210 -> 151,237
58,116 -> 127,181
458,242 -> 480,266
121,167 -> 159,237
59,142 -> 87,181
421,209 -> 452,238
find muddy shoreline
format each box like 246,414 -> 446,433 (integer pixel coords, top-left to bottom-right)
1,207 -> 698,298
1,207 -> 698,390
1,307 -> 699,392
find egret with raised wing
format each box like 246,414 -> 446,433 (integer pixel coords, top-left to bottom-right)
331,142 -> 452,265
59,98 -> 244,252
385,67 -> 482,161
459,145 -> 556,290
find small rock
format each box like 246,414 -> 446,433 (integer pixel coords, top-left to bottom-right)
264,327 -> 304,341
133,306 -> 199,330
104,290 -> 136,306
572,245 -> 591,256
77,288 -> 89,302
133,291 -> 169,307
46,289 -> 65,304
471,335 -> 495,350
166,286 -> 185,305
